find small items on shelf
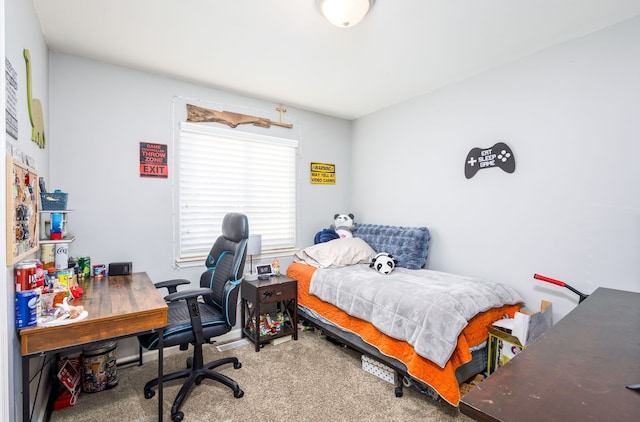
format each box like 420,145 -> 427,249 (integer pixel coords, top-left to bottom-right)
246,311 -> 290,338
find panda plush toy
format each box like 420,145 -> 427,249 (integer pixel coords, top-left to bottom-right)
331,213 -> 355,239
370,252 -> 398,275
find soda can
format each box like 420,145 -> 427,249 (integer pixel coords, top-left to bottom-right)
15,262 -> 36,292
92,264 -> 106,278
16,290 -> 38,328
25,259 -> 45,288
40,243 -> 55,269
78,257 -> 91,279
55,243 -> 69,270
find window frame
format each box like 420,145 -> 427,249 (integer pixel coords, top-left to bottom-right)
173,121 -> 298,266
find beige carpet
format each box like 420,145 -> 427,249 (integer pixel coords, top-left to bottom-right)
50,331 -> 473,421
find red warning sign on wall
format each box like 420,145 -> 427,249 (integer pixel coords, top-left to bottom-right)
140,142 -> 168,178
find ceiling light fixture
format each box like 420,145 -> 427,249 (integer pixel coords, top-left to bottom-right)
317,0 -> 375,28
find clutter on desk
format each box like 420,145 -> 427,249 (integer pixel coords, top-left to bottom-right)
37,297 -> 87,327
14,255 -> 88,328
92,264 -> 106,277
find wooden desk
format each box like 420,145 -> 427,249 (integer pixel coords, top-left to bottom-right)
460,287 -> 640,421
18,272 -> 168,422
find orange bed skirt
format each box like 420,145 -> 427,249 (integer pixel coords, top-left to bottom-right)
287,262 -> 520,406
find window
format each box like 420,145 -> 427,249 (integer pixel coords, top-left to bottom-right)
176,122 -> 298,263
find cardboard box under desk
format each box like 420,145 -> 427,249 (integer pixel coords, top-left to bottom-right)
487,325 -> 525,375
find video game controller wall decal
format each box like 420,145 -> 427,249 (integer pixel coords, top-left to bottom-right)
464,142 -> 515,179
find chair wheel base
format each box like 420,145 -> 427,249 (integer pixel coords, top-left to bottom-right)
234,362 -> 242,369
144,389 -> 155,399
234,388 -> 244,398
171,411 -> 184,422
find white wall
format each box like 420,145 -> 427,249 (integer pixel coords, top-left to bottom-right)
4,0 -> 51,420
47,53 -> 352,359
48,53 -> 352,274
351,16 -> 640,323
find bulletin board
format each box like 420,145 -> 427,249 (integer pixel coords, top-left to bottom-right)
6,156 -> 39,265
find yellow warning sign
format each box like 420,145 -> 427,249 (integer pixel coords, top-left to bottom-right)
310,162 -> 336,185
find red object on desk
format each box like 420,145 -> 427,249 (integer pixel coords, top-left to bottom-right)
70,285 -> 83,298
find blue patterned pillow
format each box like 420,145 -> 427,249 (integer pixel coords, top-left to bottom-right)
353,224 -> 430,269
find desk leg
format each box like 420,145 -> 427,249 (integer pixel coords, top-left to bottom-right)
22,355 -> 29,422
293,298 -> 298,341
158,328 -> 164,422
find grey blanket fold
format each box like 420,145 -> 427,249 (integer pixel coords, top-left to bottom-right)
309,264 -> 522,368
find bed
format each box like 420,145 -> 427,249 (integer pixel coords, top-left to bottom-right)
286,223 -> 522,406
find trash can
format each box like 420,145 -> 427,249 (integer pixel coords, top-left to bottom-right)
81,341 -> 118,392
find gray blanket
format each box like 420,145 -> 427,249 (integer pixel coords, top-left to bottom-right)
309,264 -> 522,368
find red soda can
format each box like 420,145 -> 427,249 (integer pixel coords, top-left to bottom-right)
15,262 -> 36,292
26,259 -> 45,288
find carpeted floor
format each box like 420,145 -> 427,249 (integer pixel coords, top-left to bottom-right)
50,331 -> 473,421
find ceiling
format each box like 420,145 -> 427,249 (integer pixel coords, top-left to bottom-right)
33,0 -> 640,120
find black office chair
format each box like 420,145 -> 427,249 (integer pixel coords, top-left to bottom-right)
138,212 -> 249,422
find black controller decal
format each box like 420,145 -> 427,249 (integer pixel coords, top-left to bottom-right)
464,142 -> 515,179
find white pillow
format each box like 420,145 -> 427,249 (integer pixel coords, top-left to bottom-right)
295,238 -> 375,268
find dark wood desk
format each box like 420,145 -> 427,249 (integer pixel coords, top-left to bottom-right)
460,287 -> 640,421
18,272 -> 168,422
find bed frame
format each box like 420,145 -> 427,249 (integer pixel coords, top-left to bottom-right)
298,305 -> 488,401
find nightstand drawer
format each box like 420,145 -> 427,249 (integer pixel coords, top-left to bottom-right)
260,282 -> 296,304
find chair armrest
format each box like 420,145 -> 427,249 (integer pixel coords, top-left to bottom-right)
164,288 -> 213,303
154,278 -> 191,294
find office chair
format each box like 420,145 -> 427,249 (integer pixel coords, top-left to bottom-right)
138,212 -> 249,422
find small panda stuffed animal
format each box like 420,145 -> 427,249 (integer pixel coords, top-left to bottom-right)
370,252 -> 398,275
331,213 -> 355,239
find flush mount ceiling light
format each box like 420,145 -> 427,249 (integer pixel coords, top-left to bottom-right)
317,0 -> 375,28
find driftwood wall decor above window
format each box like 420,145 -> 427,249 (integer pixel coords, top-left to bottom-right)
186,104 -> 293,129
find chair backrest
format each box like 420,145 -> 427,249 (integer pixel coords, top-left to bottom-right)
199,213 -> 249,326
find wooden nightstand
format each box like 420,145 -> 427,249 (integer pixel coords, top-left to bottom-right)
241,275 -> 298,352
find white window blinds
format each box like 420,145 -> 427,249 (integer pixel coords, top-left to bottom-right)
177,122 -> 298,262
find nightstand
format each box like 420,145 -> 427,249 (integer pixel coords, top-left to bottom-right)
241,275 -> 298,352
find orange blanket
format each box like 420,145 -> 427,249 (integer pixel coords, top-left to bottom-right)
287,262 -> 520,406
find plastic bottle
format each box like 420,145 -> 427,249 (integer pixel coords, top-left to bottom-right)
51,212 -> 64,236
